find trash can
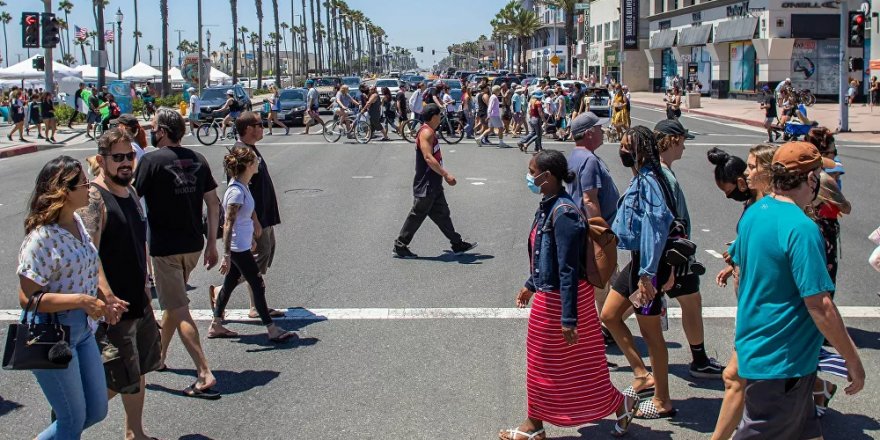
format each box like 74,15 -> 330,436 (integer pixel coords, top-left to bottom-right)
687,92 -> 701,109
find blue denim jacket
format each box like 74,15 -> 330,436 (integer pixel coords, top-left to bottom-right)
611,167 -> 673,277
524,191 -> 585,328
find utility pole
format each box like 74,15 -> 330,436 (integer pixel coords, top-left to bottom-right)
44,0 -> 54,94
197,0 -> 203,93
174,29 -> 185,66
839,7 -> 850,132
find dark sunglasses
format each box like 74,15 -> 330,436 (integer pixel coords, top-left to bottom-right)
102,152 -> 136,163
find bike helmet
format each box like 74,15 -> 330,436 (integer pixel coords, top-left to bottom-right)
225,90 -> 234,96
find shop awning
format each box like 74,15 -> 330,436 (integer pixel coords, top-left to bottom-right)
714,18 -> 758,43
649,29 -> 678,49
677,24 -> 712,47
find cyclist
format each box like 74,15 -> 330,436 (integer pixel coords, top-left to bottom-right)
102,93 -> 121,133
334,85 -> 358,133
218,89 -> 243,138
142,88 -> 156,118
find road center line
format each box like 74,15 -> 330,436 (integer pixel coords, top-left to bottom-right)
2,307 -> 877,321
705,250 -> 724,259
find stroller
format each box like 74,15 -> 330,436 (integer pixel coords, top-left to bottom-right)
782,104 -> 817,141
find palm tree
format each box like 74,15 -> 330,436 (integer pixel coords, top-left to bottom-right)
323,0 -> 332,73
160,0 -> 169,95
249,32 -> 259,79
301,0 -> 310,74
132,0 -> 141,64
280,22 -> 290,76
219,41 -> 228,71
309,0 -> 318,74
271,0 -> 281,86
255,0 -> 264,89
239,26 -> 249,77
58,1 -> 75,64
147,43 -> 154,65
55,18 -> 70,62
75,38 -> 91,66
539,0 -> 576,76
230,0 -> 239,82
0,11 -> 11,68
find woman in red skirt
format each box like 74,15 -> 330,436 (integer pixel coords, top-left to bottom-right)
500,150 -> 639,440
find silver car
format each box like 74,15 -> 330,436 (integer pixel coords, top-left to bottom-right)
586,87 -> 611,118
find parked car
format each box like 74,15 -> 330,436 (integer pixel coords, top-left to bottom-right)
585,87 -> 611,117
407,75 -> 425,89
439,79 -> 462,90
313,77 -> 342,110
198,84 -> 252,121
278,88 -> 308,126
375,78 -> 401,95
492,76 -> 521,87
342,76 -> 362,89
389,71 -> 401,78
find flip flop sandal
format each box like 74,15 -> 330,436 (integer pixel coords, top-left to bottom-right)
155,364 -> 168,372
500,428 -> 545,440
612,394 -> 640,437
623,385 -> 655,400
635,399 -> 677,419
207,328 -> 239,339
814,380 -> 837,418
269,330 -> 297,343
182,382 -> 221,400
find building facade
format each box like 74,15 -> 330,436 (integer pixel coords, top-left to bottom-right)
526,3 -> 569,77
573,0 -> 651,91
646,0 -> 870,99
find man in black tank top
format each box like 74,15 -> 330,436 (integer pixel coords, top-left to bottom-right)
393,104 -> 477,259
78,128 -> 164,438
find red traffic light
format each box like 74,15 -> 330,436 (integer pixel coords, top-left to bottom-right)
855,14 -> 865,24
24,15 -> 38,26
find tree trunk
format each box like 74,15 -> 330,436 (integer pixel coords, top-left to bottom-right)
324,1 -> 331,74
565,11 -> 574,78
257,0 -> 263,89
231,0 -> 238,82
160,0 -> 168,96
133,0 -> 140,65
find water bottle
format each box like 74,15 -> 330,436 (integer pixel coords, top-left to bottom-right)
660,296 -> 669,332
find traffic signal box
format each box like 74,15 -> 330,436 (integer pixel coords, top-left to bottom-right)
32,55 -> 45,72
849,12 -> 866,48
41,13 -> 60,49
22,12 -> 40,49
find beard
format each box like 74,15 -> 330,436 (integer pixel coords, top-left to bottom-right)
108,167 -> 133,186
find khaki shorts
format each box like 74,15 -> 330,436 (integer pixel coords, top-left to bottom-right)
253,225 -> 276,275
152,252 -> 200,310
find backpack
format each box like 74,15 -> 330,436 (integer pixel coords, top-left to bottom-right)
110,103 -> 121,118
551,203 -> 619,288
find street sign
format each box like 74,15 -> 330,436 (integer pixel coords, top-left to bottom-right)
550,55 -> 560,65
543,48 -> 550,56
575,2 -> 590,10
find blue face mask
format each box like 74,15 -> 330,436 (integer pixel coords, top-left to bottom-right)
525,172 -> 542,194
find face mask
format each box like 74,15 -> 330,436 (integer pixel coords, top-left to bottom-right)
525,172 -> 542,194
726,182 -> 752,202
619,150 -> 636,168
150,129 -> 160,147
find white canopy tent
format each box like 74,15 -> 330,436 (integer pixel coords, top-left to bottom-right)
168,67 -> 185,83
0,55 -> 82,80
74,64 -> 115,82
210,67 -> 231,83
121,62 -> 163,81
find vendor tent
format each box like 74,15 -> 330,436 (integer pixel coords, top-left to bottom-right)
168,67 -> 185,83
210,67 -> 231,82
74,64 -> 115,82
121,62 -> 163,81
0,55 -> 82,80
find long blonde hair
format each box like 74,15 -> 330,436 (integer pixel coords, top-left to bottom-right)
25,156 -> 85,234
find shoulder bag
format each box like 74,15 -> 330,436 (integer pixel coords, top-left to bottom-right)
2,292 -> 72,370
551,203 -> 619,288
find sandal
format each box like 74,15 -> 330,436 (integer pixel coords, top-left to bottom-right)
499,428 -> 545,440
248,308 -> 286,319
635,399 -> 677,419
182,382 -> 221,400
623,373 -> 656,399
209,285 -> 225,319
814,380 -> 837,418
612,394 -> 640,437
207,326 -> 239,339
268,329 -> 296,343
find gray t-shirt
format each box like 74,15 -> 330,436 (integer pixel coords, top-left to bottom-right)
567,148 -> 619,224
306,88 -> 319,109
660,165 -> 691,236
223,180 -> 255,253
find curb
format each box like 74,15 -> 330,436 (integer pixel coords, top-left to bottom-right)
631,99 -> 765,129
0,144 -> 38,158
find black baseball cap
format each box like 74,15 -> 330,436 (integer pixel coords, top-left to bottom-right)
117,114 -> 140,129
654,119 -> 695,140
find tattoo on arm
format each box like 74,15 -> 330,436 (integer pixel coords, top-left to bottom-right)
223,204 -> 240,256
78,187 -> 105,248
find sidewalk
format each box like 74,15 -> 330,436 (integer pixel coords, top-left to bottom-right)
628,91 -> 880,143
0,122 -> 90,158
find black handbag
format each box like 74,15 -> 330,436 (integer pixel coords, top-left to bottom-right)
2,293 -> 73,370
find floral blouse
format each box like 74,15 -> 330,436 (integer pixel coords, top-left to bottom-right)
17,213 -> 99,300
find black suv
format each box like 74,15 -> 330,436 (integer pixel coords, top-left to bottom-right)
198,84 -> 252,121
278,88 -> 308,126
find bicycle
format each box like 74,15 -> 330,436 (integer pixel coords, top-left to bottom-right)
91,118 -> 118,140
400,108 -> 464,144
141,100 -> 156,121
196,114 -> 238,146
322,109 -> 371,144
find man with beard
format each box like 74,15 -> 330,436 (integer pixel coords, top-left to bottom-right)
78,127 -> 162,439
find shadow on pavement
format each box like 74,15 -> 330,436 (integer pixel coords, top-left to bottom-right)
146,368 -> 281,395
820,411 -> 880,438
178,435 -> 217,440
411,251 -> 495,265
551,423 -> 674,439
848,326 -> 880,351
668,364 -> 725,392
666,396 -> 722,433
235,333 -> 320,353
0,397 -> 23,417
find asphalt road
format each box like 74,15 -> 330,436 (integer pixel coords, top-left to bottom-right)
0,106 -> 877,439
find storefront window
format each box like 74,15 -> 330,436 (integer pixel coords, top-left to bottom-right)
691,46 -> 712,93
729,41 -> 757,93
612,20 -> 619,39
662,48 -> 677,89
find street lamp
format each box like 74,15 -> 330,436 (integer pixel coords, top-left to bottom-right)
116,8 -> 123,80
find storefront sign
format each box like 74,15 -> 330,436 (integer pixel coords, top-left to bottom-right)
623,0 -> 640,50
589,46 -> 601,65
687,63 -> 699,85
781,1 -> 837,8
659,20 -> 671,30
727,1 -> 751,17
605,49 -> 619,67
692,12 -> 702,24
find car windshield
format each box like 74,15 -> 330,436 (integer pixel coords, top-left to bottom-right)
449,89 -> 462,101
443,79 -> 462,89
376,80 -> 398,87
315,78 -> 339,86
202,89 -> 230,101
409,76 -> 424,82
280,90 -> 305,101
343,77 -> 361,86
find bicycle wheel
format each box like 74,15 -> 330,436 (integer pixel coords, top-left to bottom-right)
401,119 -> 422,143
322,121 -> 342,142
141,108 -> 152,122
196,124 -> 219,146
92,123 -> 103,140
805,92 -> 816,107
439,117 -> 465,144
355,120 -> 372,144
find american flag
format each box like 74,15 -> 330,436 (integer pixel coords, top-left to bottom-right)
104,30 -> 114,42
75,26 -> 88,41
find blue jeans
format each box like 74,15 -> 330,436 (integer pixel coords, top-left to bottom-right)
463,110 -> 474,138
520,117 -> 543,151
30,309 -> 108,440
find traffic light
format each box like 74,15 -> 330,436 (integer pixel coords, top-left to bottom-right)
432,50 -> 435,55
848,12 -> 866,48
849,57 -> 865,71
41,13 -> 60,49
32,55 -> 45,72
21,12 -> 40,49
417,46 -> 423,52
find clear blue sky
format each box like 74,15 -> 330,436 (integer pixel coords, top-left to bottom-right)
1,0 -> 509,69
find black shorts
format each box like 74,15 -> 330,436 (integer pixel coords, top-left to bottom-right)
612,254 -> 671,316
734,373 -> 821,440
95,307 -> 162,394
666,272 -> 701,299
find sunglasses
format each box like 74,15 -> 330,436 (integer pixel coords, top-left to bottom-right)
102,152 -> 136,163
70,180 -> 91,190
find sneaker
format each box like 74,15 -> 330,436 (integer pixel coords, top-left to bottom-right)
451,241 -> 478,255
689,358 -> 724,379
480,137 -> 494,146
607,361 -> 619,371
285,127 -> 290,135
392,244 -> 418,259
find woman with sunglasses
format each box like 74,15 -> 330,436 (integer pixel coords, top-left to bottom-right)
208,146 -> 295,342
17,155 -> 129,439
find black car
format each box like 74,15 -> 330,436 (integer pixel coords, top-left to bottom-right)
278,88 -> 308,126
407,75 -> 425,89
198,84 -> 252,121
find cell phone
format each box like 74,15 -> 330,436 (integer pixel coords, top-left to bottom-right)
629,291 -> 645,308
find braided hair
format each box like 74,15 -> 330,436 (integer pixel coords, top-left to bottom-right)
625,125 -> 678,218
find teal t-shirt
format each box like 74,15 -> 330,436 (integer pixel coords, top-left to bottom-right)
729,196 -> 834,380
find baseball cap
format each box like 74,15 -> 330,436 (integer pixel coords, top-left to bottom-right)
116,114 -> 139,129
305,79 -> 314,86
570,112 -> 609,138
772,141 -> 836,174
187,87 -> 196,92
654,119 -> 695,140
225,89 -> 234,95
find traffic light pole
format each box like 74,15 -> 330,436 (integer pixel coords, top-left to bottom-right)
43,0 -> 53,94
839,8 -> 849,132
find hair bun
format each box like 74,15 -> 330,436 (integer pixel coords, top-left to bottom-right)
706,147 -> 730,166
